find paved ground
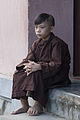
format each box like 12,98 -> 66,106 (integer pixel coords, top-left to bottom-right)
0,113 -> 66,120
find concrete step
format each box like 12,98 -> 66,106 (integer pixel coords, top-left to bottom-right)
0,96 -> 11,115
1,76 -> 80,120
0,113 -> 66,120
46,83 -> 80,120
0,77 -> 12,98
0,77 -> 35,115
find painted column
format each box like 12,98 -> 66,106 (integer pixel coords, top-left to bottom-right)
0,0 -> 28,78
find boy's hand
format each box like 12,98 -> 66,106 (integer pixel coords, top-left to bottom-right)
23,60 -> 41,76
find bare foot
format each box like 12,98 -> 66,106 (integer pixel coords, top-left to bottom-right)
11,106 -> 29,115
11,98 -> 29,115
27,102 -> 43,116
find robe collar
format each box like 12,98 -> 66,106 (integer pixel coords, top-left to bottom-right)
38,32 -> 55,45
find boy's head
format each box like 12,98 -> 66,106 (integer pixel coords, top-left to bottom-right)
34,13 -> 55,26
34,13 -> 55,40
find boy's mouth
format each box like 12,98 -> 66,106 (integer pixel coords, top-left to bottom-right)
36,34 -> 42,37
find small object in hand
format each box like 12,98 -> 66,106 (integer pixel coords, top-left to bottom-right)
16,65 -> 25,71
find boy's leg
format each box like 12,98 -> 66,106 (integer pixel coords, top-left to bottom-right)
11,97 -> 29,115
12,70 -> 47,115
27,100 -> 43,116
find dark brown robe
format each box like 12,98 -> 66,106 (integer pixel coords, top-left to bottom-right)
12,33 -> 71,107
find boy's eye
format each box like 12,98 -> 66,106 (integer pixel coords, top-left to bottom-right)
40,26 -> 45,28
35,26 -> 46,29
35,26 -> 45,29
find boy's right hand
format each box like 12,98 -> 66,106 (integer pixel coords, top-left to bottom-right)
23,60 -> 41,76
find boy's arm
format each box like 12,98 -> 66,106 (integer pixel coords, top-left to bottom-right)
38,43 -> 70,79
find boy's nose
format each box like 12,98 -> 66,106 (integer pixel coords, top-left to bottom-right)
36,28 -> 41,32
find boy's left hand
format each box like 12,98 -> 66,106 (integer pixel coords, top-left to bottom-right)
23,60 -> 41,76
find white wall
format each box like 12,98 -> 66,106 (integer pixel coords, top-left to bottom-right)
0,0 -> 28,78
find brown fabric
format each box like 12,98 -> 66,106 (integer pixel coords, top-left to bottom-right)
12,33 -> 71,107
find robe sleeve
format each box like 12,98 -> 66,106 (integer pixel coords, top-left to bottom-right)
38,42 -> 64,79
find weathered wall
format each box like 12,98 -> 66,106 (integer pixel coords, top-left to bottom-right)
0,0 -> 28,78
28,0 -> 73,74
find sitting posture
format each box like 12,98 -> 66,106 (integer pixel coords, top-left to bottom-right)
11,13 -> 71,116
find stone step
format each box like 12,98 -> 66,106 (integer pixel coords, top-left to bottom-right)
0,77 -> 35,115
1,77 -> 80,120
0,77 -> 12,99
0,113 -> 66,120
0,96 -> 11,115
46,82 -> 80,120
0,95 -> 36,115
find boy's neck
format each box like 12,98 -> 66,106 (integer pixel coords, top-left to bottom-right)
42,34 -> 51,41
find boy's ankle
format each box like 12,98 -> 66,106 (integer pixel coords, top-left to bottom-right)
35,101 -> 43,108
20,98 -> 29,108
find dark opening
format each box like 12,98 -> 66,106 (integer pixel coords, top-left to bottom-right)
73,0 -> 80,76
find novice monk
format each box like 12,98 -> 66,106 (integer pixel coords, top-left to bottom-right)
11,13 -> 71,116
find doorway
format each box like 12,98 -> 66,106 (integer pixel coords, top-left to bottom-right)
73,0 -> 80,76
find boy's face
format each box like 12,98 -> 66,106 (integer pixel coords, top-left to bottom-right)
35,22 -> 53,40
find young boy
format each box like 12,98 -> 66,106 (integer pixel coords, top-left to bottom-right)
11,13 -> 71,116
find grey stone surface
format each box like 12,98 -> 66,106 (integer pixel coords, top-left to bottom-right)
0,77 -> 35,115
0,77 -> 12,98
47,83 -> 80,120
1,77 -> 80,120
0,96 -> 11,115
0,113 -> 66,120
0,96 -> 35,115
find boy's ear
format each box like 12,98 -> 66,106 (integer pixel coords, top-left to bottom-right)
50,26 -> 54,32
